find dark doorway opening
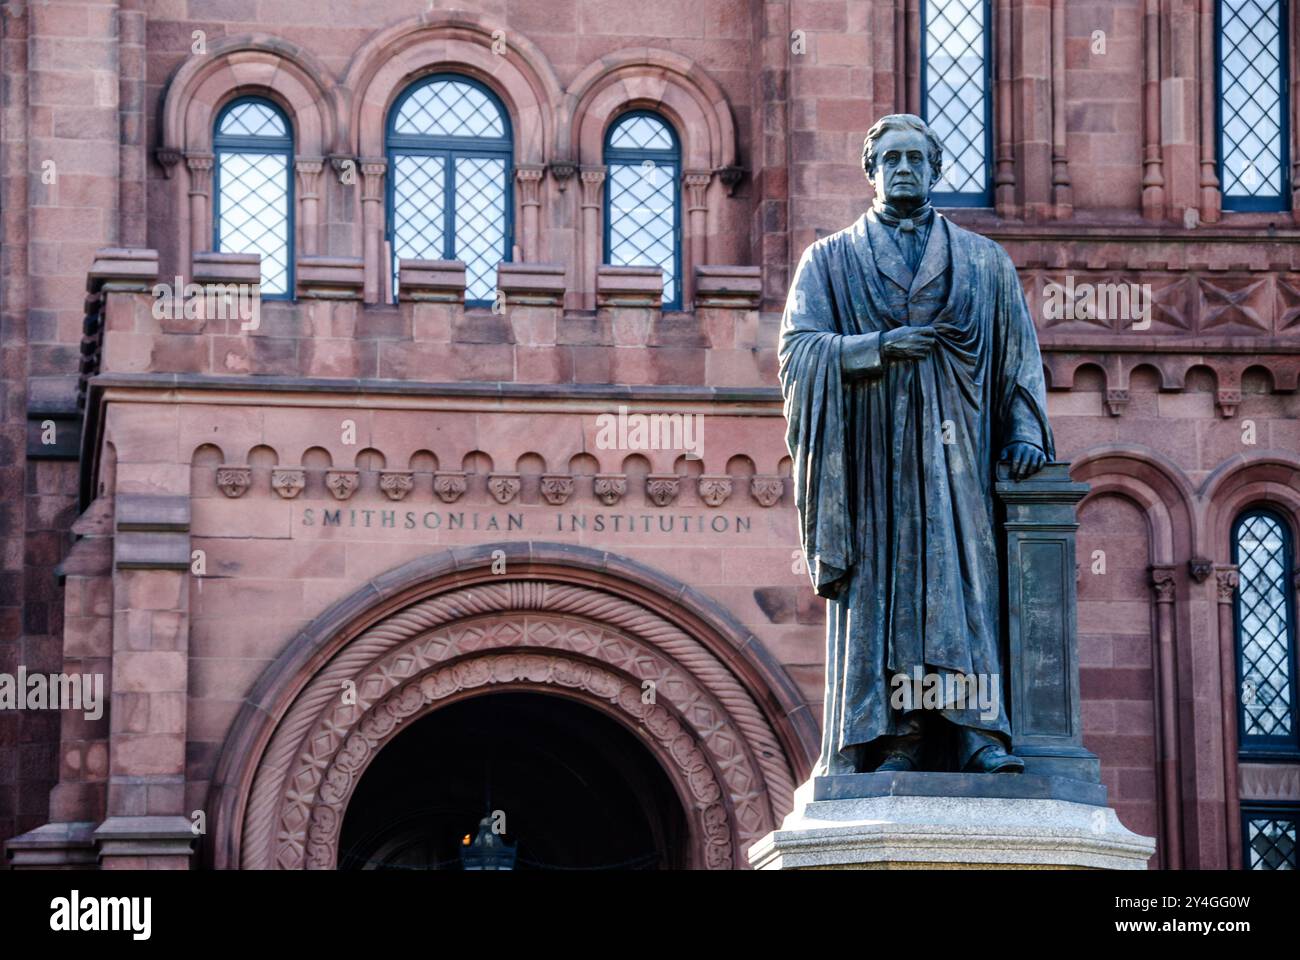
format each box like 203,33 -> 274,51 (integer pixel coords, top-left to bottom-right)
338,691 -> 690,870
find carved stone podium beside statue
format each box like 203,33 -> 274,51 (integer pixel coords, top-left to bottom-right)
749,115 -> 1154,869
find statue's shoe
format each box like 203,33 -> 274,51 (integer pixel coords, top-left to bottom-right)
964,744 -> 1025,774
875,754 -> 918,772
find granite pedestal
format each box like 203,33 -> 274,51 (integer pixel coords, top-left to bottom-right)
748,774 -> 1156,870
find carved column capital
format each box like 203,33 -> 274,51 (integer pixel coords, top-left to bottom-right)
295,157 -> 325,199
515,164 -> 545,206
683,170 -> 712,211
185,153 -> 214,196
1214,564 -> 1239,604
359,158 -> 387,204
1151,565 -> 1177,604
579,165 -> 606,209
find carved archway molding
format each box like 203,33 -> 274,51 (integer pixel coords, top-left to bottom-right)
300,646 -> 732,870
209,543 -> 815,870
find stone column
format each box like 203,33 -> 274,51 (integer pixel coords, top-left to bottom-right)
1214,563 -> 1242,868
360,158 -> 387,304
96,492 -> 195,869
295,158 -> 324,256
683,171 -> 712,310
579,166 -> 606,311
996,462 -> 1100,781
994,0 -> 1015,217
185,153 -> 213,260
1050,0 -> 1072,218
1198,0 -> 1221,223
1141,0 -> 1166,220
515,164 -> 545,263
1150,564 -> 1183,869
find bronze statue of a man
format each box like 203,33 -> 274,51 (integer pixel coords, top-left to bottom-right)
779,114 -> 1053,776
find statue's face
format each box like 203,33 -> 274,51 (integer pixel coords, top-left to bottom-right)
870,128 -> 932,207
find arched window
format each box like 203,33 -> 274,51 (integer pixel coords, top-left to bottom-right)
1232,508 -> 1299,754
921,0 -> 993,206
603,111 -> 681,310
213,97 -> 294,297
1216,0 -> 1291,211
386,74 -> 513,306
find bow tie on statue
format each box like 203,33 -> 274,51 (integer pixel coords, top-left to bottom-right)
873,200 -> 935,233
873,200 -> 934,272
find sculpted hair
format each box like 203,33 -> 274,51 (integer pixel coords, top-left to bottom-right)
861,114 -> 944,185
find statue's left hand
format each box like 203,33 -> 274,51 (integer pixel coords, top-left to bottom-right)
1000,442 -> 1047,480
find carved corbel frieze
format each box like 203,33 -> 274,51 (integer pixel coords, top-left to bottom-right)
434,471 -> 467,504
750,476 -> 784,507
379,471 -> 414,502
271,467 -> 305,500
541,475 -> 574,506
488,473 -> 521,504
593,474 -> 627,506
326,469 -> 359,501
216,465 -> 251,499
698,476 -> 733,507
646,474 -> 680,507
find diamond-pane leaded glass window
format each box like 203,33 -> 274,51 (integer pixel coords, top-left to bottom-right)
214,98 -> 293,297
604,112 -> 681,309
1233,510 -> 1298,750
387,75 -> 512,304
1218,0 -> 1291,211
922,0 -> 992,205
1243,808 -> 1298,869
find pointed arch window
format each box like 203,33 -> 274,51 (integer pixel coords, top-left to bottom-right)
386,74 -> 513,306
213,97 -> 294,297
604,111 -> 682,310
1232,508 -> 1299,755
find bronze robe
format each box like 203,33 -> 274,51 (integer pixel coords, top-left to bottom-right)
778,209 -> 1054,774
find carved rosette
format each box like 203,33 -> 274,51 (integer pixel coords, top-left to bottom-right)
697,476 -> 733,507
593,474 -> 627,506
540,475 -> 574,506
750,476 -> 784,507
379,471 -> 414,502
271,467 -> 305,500
325,469 -> 359,501
646,474 -> 680,507
433,471 -> 467,504
216,465 -> 251,499
487,473 -> 521,504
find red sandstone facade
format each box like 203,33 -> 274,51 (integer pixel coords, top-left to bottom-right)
1,1 -> 1297,870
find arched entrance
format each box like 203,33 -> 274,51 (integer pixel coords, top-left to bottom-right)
208,543 -> 817,870
338,691 -> 690,870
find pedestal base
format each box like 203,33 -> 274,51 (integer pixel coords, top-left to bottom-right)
5,821 -> 98,869
93,816 -> 196,870
748,779 -> 1156,870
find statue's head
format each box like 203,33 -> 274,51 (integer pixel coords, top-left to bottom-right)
861,114 -> 944,208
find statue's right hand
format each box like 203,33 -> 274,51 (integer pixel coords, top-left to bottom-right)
880,325 -> 937,360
